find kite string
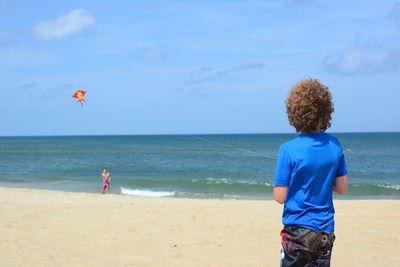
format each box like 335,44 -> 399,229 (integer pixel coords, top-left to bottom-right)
185,135 -> 277,160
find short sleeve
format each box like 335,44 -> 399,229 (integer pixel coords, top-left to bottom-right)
274,146 -> 292,187
335,152 -> 348,177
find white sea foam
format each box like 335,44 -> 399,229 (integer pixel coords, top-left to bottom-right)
191,177 -> 272,186
376,184 -> 400,191
120,187 -> 176,197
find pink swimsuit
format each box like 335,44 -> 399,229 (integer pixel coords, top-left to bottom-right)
102,181 -> 110,190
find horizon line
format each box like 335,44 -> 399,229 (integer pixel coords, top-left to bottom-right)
1,131 -> 399,138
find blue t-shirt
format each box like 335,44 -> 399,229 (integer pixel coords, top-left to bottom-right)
274,131 -> 347,233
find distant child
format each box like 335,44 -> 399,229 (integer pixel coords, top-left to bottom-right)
101,167 -> 111,194
274,79 -> 348,266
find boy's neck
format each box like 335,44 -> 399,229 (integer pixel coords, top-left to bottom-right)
300,130 -> 324,135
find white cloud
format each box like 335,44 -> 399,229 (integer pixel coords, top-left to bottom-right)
138,45 -> 164,60
33,9 -> 94,41
324,43 -> 400,75
388,1 -> 400,27
0,31 -> 11,40
324,3 -> 400,76
324,47 -> 368,75
187,62 -> 265,85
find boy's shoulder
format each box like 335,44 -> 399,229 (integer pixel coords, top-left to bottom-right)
279,136 -> 302,156
323,132 -> 342,146
280,138 -> 298,149
280,134 -> 306,148
280,132 -> 341,150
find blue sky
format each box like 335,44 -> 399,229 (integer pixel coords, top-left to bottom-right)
1,0 -> 400,136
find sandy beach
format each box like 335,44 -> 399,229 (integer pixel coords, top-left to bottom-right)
0,187 -> 399,266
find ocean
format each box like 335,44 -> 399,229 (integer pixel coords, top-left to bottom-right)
0,133 -> 399,199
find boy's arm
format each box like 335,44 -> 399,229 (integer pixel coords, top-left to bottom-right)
274,146 -> 291,205
333,175 -> 348,195
274,186 -> 288,204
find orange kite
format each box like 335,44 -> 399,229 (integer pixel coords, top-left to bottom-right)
72,90 -> 86,106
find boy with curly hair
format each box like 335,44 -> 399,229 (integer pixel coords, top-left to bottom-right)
274,79 -> 348,266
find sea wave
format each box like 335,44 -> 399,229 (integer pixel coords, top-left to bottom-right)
347,183 -> 400,196
191,177 -> 272,187
120,187 -> 176,197
117,177 -> 274,194
376,183 -> 400,191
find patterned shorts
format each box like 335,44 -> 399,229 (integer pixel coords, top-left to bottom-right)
280,225 -> 335,267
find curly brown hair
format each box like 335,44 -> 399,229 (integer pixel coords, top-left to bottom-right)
285,79 -> 334,134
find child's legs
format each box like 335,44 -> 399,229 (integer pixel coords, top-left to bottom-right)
104,183 -> 110,193
280,226 -> 334,267
280,244 -> 309,266
102,183 -> 107,194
